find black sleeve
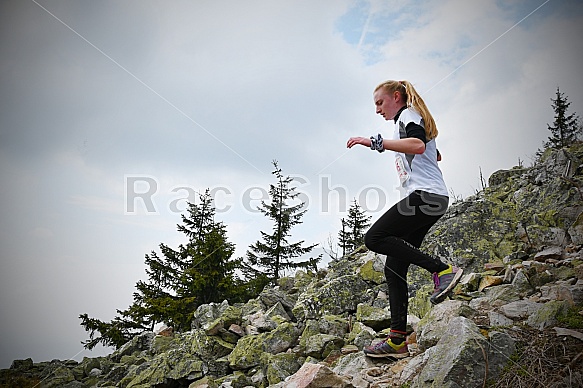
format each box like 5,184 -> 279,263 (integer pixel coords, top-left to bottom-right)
405,122 -> 427,144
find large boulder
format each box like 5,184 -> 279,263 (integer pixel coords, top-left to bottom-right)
228,322 -> 300,370
412,317 -> 515,387
292,275 -> 371,320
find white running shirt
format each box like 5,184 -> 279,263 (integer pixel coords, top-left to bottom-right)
392,108 -> 448,197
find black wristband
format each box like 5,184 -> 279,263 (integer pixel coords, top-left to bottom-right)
370,134 -> 385,153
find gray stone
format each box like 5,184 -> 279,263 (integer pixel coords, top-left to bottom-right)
244,309 -> 278,332
488,311 -> 514,327
292,275 -> 371,320
483,284 -> 522,307
191,329 -> 235,362
540,279 -> 583,304
262,352 -> 304,385
346,322 -> 376,350
111,331 -> 155,362
303,334 -> 344,359
499,300 -> 543,319
526,300 -> 570,330
413,317 -> 513,388
355,303 -> 391,331
534,246 -> 563,261
333,352 -> 378,387
416,300 -> 467,350
192,300 -> 230,331
511,269 -> 534,295
487,331 -> 516,381
273,363 -> 354,388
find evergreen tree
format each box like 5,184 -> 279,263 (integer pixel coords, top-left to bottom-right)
243,161 -> 321,288
546,87 -> 581,149
338,199 -> 371,256
80,189 -> 244,349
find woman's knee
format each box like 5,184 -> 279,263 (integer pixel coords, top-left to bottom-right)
364,230 -> 377,251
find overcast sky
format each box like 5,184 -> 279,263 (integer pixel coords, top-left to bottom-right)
1,0 -> 582,368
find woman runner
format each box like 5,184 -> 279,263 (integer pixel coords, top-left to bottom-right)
346,80 -> 463,358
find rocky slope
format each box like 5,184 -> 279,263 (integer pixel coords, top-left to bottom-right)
2,144 -> 583,388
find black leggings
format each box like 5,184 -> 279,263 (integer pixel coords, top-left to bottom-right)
364,190 -> 449,333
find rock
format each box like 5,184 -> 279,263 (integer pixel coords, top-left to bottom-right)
488,311 -> 514,327
266,301 -> 292,322
511,269 -> 535,295
416,300 -> 469,350
346,322 -> 376,350
413,317 -> 513,387
244,309 -> 278,332
126,347 -> 204,388
503,251 -> 529,264
43,365 -> 75,388
88,367 -> 102,377
275,363 -> 354,388
358,259 -> 384,284
192,300 -> 230,331
80,357 -> 102,377
499,300 -> 543,319
155,324 -> 174,337
540,279 -> 583,304
534,246 -> 564,262
188,376 -> 218,388
259,286 -> 297,318
319,315 -> 349,338
151,334 -> 174,355
482,284 -> 522,307
333,352 -> 377,386
355,303 -> 391,331
277,276 -> 296,291
111,331 -> 155,362
228,322 -> 299,370
292,275 -> 371,320
228,324 -> 245,337
459,272 -> 481,293
408,284 -> 434,320
262,352 -> 304,385
526,300 -> 570,330
203,305 -> 243,336
10,358 -> 33,371
568,211 -> 583,245
478,275 -> 504,292
484,262 -> 505,272
304,334 -> 344,359
487,330 -> 516,379
554,327 -> 583,341
191,329 -> 235,362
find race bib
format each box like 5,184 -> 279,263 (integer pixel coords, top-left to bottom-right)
395,154 -> 410,185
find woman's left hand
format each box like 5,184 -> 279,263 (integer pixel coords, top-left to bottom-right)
347,137 -> 371,149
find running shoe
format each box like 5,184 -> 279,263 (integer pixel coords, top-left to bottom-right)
363,338 -> 409,358
430,265 -> 464,305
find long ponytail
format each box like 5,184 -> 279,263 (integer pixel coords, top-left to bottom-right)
375,80 -> 438,140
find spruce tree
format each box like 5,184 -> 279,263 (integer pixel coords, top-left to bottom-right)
243,161 -> 321,288
80,189 -> 244,349
546,87 -> 581,149
338,199 -> 371,256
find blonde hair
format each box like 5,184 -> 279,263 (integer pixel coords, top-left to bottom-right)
374,80 -> 438,140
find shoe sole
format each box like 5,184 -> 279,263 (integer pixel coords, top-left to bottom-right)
430,268 -> 464,305
364,352 -> 410,359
